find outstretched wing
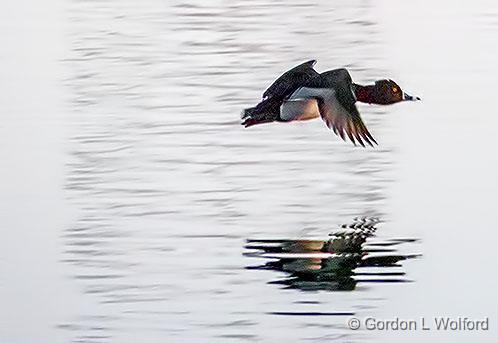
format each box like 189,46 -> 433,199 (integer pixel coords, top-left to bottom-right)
318,89 -> 377,147
287,86 -> 377,147
262,60 -> 319,101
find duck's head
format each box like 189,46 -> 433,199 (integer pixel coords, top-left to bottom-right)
372,79 -> 421,104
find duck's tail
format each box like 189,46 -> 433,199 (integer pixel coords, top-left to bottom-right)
241,106 -> 267,127
241,98 -> 280,127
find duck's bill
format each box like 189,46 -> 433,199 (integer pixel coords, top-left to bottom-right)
403,92 -> 421,101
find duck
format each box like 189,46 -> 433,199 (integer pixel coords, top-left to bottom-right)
241,60 -> 420,147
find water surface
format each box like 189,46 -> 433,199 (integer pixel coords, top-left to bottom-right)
1,0 -> 497,342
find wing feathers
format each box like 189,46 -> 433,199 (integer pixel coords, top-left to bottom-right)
290,87 -> 377,147
262,60 -> 318,101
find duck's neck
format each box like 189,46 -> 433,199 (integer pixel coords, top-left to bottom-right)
353,84 -> 376,104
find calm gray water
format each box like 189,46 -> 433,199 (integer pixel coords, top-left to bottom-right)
1,0 -> 497,342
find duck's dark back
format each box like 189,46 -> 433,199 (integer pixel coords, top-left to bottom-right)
306,68 -> 353,89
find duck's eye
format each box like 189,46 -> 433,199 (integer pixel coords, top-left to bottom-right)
392,87 -> 398,93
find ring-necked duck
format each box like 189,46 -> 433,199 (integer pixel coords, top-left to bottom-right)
241,60 -> 420,147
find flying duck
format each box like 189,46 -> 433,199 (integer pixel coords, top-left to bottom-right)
241,60 -> 420,147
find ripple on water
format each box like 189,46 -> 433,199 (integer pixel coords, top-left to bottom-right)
62,0 -> 404,341
245,218 -> 420,292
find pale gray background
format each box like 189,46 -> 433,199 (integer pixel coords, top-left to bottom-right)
1,0 -> 497,342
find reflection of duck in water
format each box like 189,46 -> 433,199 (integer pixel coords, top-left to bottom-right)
241,60 -> 420,147
245,218 -> 420,291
